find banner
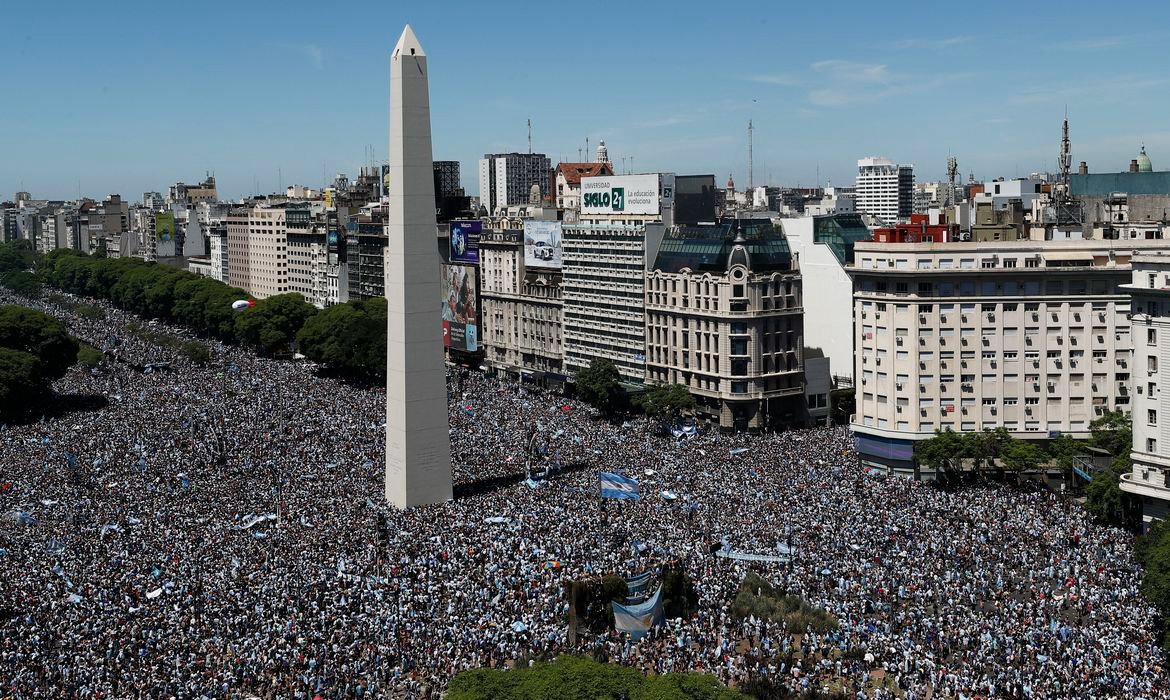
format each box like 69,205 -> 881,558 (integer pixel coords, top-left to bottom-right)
612,585 -> 664,640
155,212 -> 175,242
523,220 -> 563,269
600,472 -> 640,500
715,550 -> 792,563
624,571 -> 652,595
441,264 -> 478,352
449,220 -> 481,264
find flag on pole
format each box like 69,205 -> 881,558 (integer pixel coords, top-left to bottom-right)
600,472 -> 640,500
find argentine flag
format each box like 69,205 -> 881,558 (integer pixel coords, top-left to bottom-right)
600,472 -> 640,500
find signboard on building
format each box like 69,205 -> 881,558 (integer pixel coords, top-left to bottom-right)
155,212 -> 175,242
580,174 -> 661,216
523,220 -> 563,269
449,220 -> 481,264
441,264 -> 478,352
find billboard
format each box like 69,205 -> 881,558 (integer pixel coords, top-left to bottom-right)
449,220 -> 481,264
523,220 -> 563,269
155,212 -> 175,242
441,264 -> 478,352
580,174 -> 661,216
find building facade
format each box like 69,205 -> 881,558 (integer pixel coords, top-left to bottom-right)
856,157 -> 914,224
479,228 -> 565,380
850,239 -> 1170,477
226,204 -> 291,299
645,220 -> 805,429
554,162 -> 614,209
1121,254 -> 1170,523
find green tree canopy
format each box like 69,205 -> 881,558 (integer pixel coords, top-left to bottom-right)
0,347 -> 47,420
1091,410 -> 1133,457
296,297 -> 386,381
575,358 -> 626,415
0,270 -> 42,298
637,383 -> 695,422
1085,470 -> 1131,528
234,293 -> 317,356
446,655 -> 746,700
0,305 -> 79,379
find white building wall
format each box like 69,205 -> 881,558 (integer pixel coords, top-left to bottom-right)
780,216 -> 857,381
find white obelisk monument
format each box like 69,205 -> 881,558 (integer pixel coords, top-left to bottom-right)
385,25 -> 453,508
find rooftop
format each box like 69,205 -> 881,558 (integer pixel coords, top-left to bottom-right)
653,220 -> 792,274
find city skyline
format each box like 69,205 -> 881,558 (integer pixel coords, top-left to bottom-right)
4,1 -> 1170,201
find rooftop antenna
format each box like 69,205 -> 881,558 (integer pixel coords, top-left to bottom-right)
747,119 -> 754,192
586,137 -> 590,163
621,156 -> 627,175
946,156 -> 958,208
577,148 -> 582,161
1058,108 -> 1072,199
527,118 -> 532,154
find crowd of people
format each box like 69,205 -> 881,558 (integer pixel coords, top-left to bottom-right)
1,290 -> 1167,699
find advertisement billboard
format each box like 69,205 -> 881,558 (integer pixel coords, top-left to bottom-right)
449,220 -> 481,264
155,212 -> 175,242
523,220 -> 563,269
580,174 -> 661,216
441,264 -> 478,352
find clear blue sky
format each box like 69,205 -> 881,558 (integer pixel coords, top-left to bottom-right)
4,0 -> 1169,202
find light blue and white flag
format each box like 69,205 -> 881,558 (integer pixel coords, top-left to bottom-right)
624,571 -> 652,595
600,472 -> 640,500
612,585 -> 665,640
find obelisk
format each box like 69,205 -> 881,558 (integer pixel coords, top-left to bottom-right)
385,25 -> 453,508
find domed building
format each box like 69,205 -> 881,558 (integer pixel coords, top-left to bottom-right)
1137,144 -> 1153,173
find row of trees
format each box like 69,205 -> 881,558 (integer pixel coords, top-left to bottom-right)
575,358 -> 696,423
0,242 -> 389,382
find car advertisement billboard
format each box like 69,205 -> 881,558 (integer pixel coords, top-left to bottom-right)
523,220 -> 563,269
155,212 -> 175,242
580,173 -> 661,216
449,220 -> 481,264
441,264 -> 478,352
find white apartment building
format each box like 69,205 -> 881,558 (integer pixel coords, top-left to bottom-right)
227,204 -> 290,299
208,225 -> 228,283
287,216 -> 336,309
855,157 -> 914,225
850,239 -> 1170,477
478,153 -> 551,215
1121,254 -> 1170,523
780,213 -> 872,382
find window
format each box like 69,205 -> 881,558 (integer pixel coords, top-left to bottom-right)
1149,409 -> 1158,426
1149,438 -> 1158,453
1003,258 -> 1017,268
1025,257 -> 1040,268
1150,328 -> 1157,346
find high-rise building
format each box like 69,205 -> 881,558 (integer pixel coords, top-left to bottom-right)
645,218 -> 805,429
478,152 -> 551,215
855,157 -> 914,224
433,160 -> 461,199
226,203 -> 293,299
849,239 -> 1170,478
143,192 -> 164,210
562,173 -> 675,382
1121,254 -> 1170,523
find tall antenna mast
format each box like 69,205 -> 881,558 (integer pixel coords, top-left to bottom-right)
1058,111 -> 1072,200
586,137 -> 590,163
748,119 -> 754,192
527,119 -> 532,154
946,156 -> 958,208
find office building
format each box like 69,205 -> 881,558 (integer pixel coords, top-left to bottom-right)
434,160 -> 462,199
1121,254 -> 1170,523
780,213 -> 872,382
562,173 -> 674,382
345,201 -> 389,301
143,192 -> 164,210
849,239 -> 1170,478
286,206 -> 337,308
554,161 -> 614,209
226,203 -> 294,299
856,157 -> 914,224
645,219 -> 805,429
478,152 -> 551,215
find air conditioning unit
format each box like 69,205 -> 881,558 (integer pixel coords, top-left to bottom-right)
1032,313 -> 1039,321
876,357 -> 882,366
920,337 -> 926,345
919,315 -> 928,323
962,315 -> 968,322
983,337 -> 990,345
991,407 -> 997,415
896,337 -> 904,346
962,338 -> 969,346
1026,407 -> 1033,415
897,405 -> 903,413
987,314 -> 996,322
961,361 -> 968,368
1048,383 -> 1056,391
1098,336 -> 1105,343
920,361 -> 927,369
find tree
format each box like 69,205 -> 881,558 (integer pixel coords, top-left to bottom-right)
234,293 -> 317,356
637,383 -> 695,424
297,297 -> 386,381
0,347 -> 47,420
0,240 -> 35,276
830,388 -> 855,426
0,270 -> 41,298
76,344 -> 104,369
915,429 -> 968,473
1091,410 -> 1133,458
1049,433 -> 1086,480
446,655 -> 747,700
1136,520 -> 1170,648
574,358 -> 626,415
0,305 -> 79,380
1085,470 -> 1129,528
999,437 -> 1048,473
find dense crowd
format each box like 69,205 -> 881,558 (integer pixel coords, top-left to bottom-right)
1,290 -> 1167,699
